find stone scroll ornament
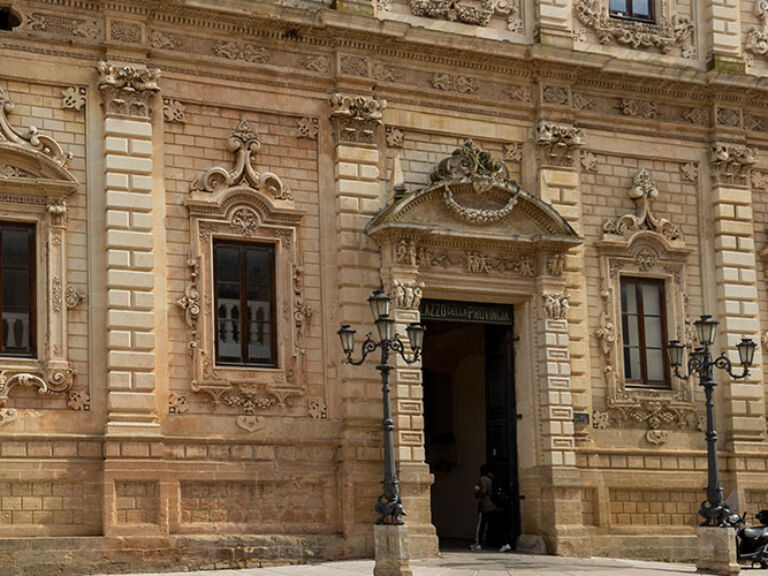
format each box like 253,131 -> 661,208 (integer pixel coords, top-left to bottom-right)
190,119 -> 291,200
747,0 -> 768,58
575,0 -> 694,56
430,140 -> 520,224
602,169 -> 681,241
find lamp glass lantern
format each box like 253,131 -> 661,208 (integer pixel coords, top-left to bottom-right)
695,315 -> 719,347
668,340 -> 685,368
376,316 -> 395,342
337,324 -> 356,354
737,338 -> 757,367
406,322 -> 426,351
369,290 -> 391,321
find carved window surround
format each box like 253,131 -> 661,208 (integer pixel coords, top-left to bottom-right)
575,0 -> 694,58
593,169 -> 694,445
0,88 -> 78,406
180,120 -> 307,427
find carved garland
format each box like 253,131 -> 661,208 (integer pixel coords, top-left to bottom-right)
409,0 -> 523,31
575,0 -> 694,57
182,120 -> 308,430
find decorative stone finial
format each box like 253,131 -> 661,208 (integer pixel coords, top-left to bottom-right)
602,169 -> 681,240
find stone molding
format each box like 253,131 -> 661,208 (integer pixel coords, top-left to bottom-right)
96,61 -> 160,118
328,92 -> 386,145
575,0 -> 694,57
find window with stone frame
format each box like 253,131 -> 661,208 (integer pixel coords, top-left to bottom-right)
609,0 -> 654,23
0,87 -> 79,405
0,221 -> 36,357
620,276 -> 670,388
213,240 -> 277,368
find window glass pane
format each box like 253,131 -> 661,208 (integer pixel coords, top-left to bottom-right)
644,316 -> 662,348
642,283 -> 661,315
215,246 -> 239,282
646,348 -> 664,382
214,244 -> 242,362
621,281 -> 637,314
622,315 -> 639,347
1,225 -> 33,354
610,0 -> 627,12
633,0 -> 651,16
2,227 -> 29,268
245,245 -> 274,364
624,347 -> 641,379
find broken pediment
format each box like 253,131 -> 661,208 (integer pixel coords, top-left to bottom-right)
367,140 -> 580,252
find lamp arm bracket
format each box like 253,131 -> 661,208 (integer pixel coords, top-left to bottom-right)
390,335 -> 421,365
346,334 -> 381,365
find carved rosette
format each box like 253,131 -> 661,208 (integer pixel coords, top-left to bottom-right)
602,169 -> 681,240
328,92 -> 386,145
536,122 -> 584,167
711,143 -> 757,186
97,61 -> 160,118
575,0 -> 694,56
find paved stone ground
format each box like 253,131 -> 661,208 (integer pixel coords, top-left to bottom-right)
109,551 -> 719,576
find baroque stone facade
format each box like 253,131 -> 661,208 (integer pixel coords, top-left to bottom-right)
3,0 -> 768,573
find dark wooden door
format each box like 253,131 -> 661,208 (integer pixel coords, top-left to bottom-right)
485,323 -> 521,547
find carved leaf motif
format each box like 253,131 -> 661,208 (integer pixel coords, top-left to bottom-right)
296,117 -> 319,140
214,41 -> 269,63
308,397 -> 328,419
61,87 -> 86,111
67,390 -> 90,411
163,99 -> 186,123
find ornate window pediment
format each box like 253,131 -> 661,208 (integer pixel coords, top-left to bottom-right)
0,88 -> 78,406
180,120 -> 307,432
594,168 -> 695,446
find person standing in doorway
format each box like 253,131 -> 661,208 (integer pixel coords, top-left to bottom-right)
471,464 -> 499,551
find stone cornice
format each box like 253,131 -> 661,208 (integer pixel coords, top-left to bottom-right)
12,0 -> 768,113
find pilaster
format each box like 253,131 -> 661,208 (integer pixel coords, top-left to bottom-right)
330,92 -> 389,549
536,0 -> 574,48
706,0 -> 746,72
710,143 -> 765,448
97,62 -> 161,436
536,122 -> 591,443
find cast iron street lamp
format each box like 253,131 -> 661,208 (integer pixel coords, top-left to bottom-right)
338,289 -> 425,525
667,315 -> 757,526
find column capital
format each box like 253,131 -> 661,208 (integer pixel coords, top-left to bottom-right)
97,61 -> 160,118
710,141 -> 757,187
536,121 -> 584,169
329,92 -> 386,145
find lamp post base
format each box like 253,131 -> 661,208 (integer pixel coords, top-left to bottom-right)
696,526 -> 740,575
373,524 -> 413,576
